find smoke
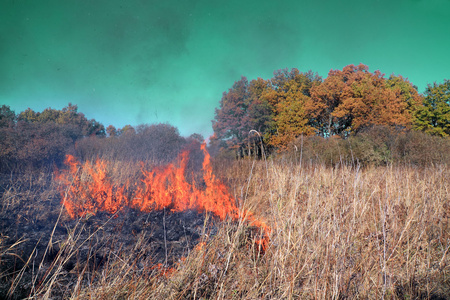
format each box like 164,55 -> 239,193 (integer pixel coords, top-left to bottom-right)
1,0 -> 449,136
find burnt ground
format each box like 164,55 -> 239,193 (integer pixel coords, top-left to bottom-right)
0,173 -> 218,299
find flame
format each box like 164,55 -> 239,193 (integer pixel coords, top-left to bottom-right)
56,143 -> 270,251
56,154 -> 128,218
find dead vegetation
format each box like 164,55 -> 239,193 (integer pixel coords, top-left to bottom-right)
1,156 -> 450,299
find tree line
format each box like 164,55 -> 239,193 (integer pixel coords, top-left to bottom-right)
0,103 -> 203,172
1,63 -> 448,171
0,103 -> 105,171
211,64 -> 450,153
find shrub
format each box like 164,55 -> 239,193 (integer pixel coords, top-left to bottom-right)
288,126 -> 450,167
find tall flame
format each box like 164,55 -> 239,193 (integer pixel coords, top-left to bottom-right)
56,143 -> 270,251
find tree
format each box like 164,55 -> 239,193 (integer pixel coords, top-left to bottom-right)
106,125 -> 118,137
0,106 -> 16,170
188,133 -> 205,143
11,121 -> 75,169
85,119 -> 106,137
17,108 -> 39,122
309,67 -> 349,136
1,104 -> 107,171
247,78 -> 272,135
309,64 -> 417,137
0,105 -> 15,128
415,79 -> 450,137
386,75 -> 423,113
333,67 -> 411,132
212,76 -> 251,148
120,124 -> 135,135
211,65 -> 432,153
268,72 -> 318,148
17,104 -> 105,138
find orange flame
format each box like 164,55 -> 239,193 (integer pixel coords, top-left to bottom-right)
56,143 -> 270,251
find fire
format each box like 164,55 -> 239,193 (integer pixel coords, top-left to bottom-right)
56,143 -> 270,251
55,154 -> 128,218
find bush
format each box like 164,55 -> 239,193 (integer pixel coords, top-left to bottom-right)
288,126 -> 450,167
75,123 -> 188,164
0,121 -> 79,172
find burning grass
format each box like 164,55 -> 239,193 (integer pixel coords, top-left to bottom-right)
56,143 -> 240,220
55,143 -> 270,249
1,149 -> 450,299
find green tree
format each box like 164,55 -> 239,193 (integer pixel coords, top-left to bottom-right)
0,105 -> 15,127
247,78 -> 272,136
85,119 -> 105,137
415,79 -> 450,137
17,108 -> 39,122
386,75 -> 423,126
386,75 -> 423,112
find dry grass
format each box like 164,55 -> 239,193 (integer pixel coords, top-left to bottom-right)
70,159 -> 450,299
2,158 -> 450,299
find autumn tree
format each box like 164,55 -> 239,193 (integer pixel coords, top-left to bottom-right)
212,69 -> 322,151
308,67 -> 349,136
309,64 -> 418,137
17,103 -> 105,138
332,66 -> 411,132
415,79 -> 450,137
212,65 -> 447,154
0,104 -> 107,171
120,124 -> 135,135
267,69 -> 320,148
106,125 -> 118,137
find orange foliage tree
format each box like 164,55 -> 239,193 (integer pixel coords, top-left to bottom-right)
212,64 -> 442,152
309,64 -> 421,137
265,69 -> 320,148
212,69 -> 321,151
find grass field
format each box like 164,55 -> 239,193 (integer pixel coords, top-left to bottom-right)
1,155 -> 450,299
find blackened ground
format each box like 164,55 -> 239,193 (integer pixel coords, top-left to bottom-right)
0,188 -> 217,299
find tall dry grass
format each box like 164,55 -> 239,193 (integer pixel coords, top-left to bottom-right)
2,156 -> 449,299
69,158 -> 450,299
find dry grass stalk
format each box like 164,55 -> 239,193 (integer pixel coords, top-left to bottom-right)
2,158 -> 449,299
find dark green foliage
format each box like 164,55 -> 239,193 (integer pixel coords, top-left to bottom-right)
414,79 -> 450,137
0,105 -> 15,128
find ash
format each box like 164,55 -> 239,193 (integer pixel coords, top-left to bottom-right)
0,191 -> 217,299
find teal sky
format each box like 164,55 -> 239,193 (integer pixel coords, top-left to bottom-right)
1,0 -> 449,138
